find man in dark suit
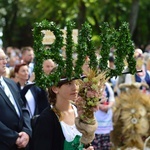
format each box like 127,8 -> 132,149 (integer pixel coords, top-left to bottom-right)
0,49 -> 32,150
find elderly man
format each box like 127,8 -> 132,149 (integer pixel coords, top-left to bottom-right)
0,49 -> 32,150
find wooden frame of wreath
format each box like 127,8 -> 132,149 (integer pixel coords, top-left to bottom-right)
33,20 -> 136,89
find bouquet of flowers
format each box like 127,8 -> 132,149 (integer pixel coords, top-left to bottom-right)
75,69 -> 108,146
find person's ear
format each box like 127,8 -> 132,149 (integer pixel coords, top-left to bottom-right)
52,86 -> 58,94
15,73 -> 18,78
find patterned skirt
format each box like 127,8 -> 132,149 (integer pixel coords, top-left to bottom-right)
92,133 -> 112,150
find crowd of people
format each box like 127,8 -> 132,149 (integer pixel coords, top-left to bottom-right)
1,44 -> 150,150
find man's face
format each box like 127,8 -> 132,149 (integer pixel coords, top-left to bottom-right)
42,59 -> 55,75
0,50 -> 7,76
22,50 -> 34,64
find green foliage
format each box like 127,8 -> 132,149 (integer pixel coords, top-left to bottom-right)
65,21 -> 75,80
74,22 -> 98,77
99,22 -> 136,78
117,22 -> 136,75
33,20 -> 64,88
33,20 -> 136,88
0,0 -> 149,48
99,22 -> 113,71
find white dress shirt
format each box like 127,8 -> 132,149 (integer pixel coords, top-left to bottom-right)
0,77 -> 20,116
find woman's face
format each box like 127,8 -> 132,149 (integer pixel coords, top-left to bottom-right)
17,65 -> 29,81
56,80 -> 79,101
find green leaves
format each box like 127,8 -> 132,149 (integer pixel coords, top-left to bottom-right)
33,20 -> 136,88
75,22 -> 98,77
99,22 -> 136,78
65,21 -> 75,80
33,20 -> 64,88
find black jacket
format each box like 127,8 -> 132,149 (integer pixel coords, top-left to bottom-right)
0,77 -> 32,150
33,106 -> 65,150
16,82 -> 49,116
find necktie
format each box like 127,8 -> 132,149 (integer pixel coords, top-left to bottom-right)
0,81 -> 4,90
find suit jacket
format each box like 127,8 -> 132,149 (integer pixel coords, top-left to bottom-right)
0,77 -> 32,150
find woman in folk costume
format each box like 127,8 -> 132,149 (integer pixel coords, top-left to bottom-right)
32,20 -> 139,150
33,68 -> 94,150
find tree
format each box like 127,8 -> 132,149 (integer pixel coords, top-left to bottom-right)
129,0 -> 139,36
0,0 -> 19,48
0,0 -> 149,49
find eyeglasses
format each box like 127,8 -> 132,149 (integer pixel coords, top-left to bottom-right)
0,57 -> 8,61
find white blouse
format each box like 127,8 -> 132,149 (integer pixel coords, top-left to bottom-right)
60,104 -> 82,142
